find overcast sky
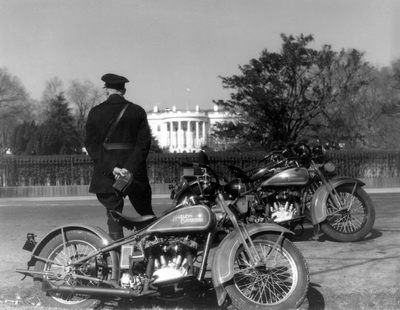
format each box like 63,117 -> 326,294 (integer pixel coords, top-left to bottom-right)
1,0 -> 399,111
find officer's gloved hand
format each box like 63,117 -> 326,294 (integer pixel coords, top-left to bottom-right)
113,167 -> 129,179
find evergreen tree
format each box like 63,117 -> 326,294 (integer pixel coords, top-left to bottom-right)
10,121 -> 38,154
149,128 -> 163,153
34,93 -> 80,155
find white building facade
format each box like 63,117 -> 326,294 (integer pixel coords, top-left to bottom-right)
147,105 -> 231,153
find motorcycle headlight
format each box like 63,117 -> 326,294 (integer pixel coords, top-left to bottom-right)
312,145 -> 327,164
224,178 -> 246,198
323,162 -> 335,173
313,145 -> 326,156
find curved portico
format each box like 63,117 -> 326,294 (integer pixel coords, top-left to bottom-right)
147,105 -> 230,153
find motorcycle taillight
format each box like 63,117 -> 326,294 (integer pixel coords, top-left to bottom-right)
23,233 -> 37,252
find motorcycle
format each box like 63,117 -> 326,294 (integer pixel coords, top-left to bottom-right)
171,144 -> 376,242
16,164 -> 310,310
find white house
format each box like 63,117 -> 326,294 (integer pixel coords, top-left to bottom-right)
147,104 -> 232,153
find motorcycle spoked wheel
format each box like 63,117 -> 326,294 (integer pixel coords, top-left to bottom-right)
321,184 -> 375,242
33,230 -> 114,309
225,234 -> 309,310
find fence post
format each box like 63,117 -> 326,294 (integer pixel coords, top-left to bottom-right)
11,157 -> 17,186
70,156 -> 74,185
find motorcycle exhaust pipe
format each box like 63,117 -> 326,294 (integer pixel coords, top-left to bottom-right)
42,280 -> 157,297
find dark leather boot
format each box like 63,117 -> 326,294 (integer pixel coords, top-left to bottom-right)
108,231 -> 124,284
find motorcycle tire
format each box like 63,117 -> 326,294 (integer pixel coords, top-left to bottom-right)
33,229 -> 114,309
225,234 -> 309,310
320,184 -> 375,242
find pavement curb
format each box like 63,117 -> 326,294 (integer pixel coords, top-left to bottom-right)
0,194 -> 170,203
0,187 -> 399,202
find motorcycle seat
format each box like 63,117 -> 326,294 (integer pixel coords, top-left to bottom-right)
109,211 -> 156,230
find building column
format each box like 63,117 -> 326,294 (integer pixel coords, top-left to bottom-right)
196,121 -> 200,147
188,121 -> 193,148
202,121 -> 206,145
177,121 -> 183,149
170,121 -> 175,149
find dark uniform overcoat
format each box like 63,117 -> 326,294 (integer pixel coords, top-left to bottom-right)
84,94 -> 151,193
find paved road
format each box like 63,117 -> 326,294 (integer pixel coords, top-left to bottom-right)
1,193 -> 399,309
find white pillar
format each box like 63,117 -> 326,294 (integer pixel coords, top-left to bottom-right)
163,122 -> 169,148
202,121 -> 206,145
196,121 -> 200,147
170,121 -> 175,149
183,121 -> 188,148
178,121 -> 182,149
188,121 -> 193,147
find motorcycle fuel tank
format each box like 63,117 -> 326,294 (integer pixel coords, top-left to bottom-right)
261,167 -> 309,187
250,167 -> 271,181
147,205 -> 216,234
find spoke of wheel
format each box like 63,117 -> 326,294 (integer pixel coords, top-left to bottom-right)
329,205 -> 364,233
238,246 -> 293,304
54,250 -> 67,266
262,247 -> 290,303
71,243 -> 79,260
345,192 -> 357,211
330,215 -> 348,232
343,216 -> 355,232
267,274 -> 287,303
348,214 -> 363,228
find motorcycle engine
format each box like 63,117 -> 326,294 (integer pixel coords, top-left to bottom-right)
266,190 -> 300,223
119,236 -> 199,289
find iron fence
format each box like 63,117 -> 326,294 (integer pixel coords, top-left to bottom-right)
1,150 -> 400,187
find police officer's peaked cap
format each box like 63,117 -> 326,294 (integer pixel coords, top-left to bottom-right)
101,73 -> 129,90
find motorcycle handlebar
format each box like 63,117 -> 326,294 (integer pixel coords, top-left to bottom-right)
180,162 -> 220,185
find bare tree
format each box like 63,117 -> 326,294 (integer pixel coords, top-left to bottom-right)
36,77 -> 65,124
0,68 -> 32,151
67,79 -> 104,146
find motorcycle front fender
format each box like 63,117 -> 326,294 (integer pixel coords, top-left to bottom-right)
310,176 -> 366,225
211,223 -> 294,306
27,223 -> 116,268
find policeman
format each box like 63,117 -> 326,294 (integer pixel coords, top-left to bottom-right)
85,73 -> 155,240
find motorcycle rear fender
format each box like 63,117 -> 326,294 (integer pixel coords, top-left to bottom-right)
27,223 -> 116,268
310,177 -> 365,225
211,223 -> 294,306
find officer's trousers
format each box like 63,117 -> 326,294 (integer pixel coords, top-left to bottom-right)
96,178 -> 154,240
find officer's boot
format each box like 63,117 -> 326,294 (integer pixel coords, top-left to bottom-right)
109,231 -> 124,284
109,231 -> 124,253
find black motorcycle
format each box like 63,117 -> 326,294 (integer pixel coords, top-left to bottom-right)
171,144 -> 376,242
16,164 -> 309,310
